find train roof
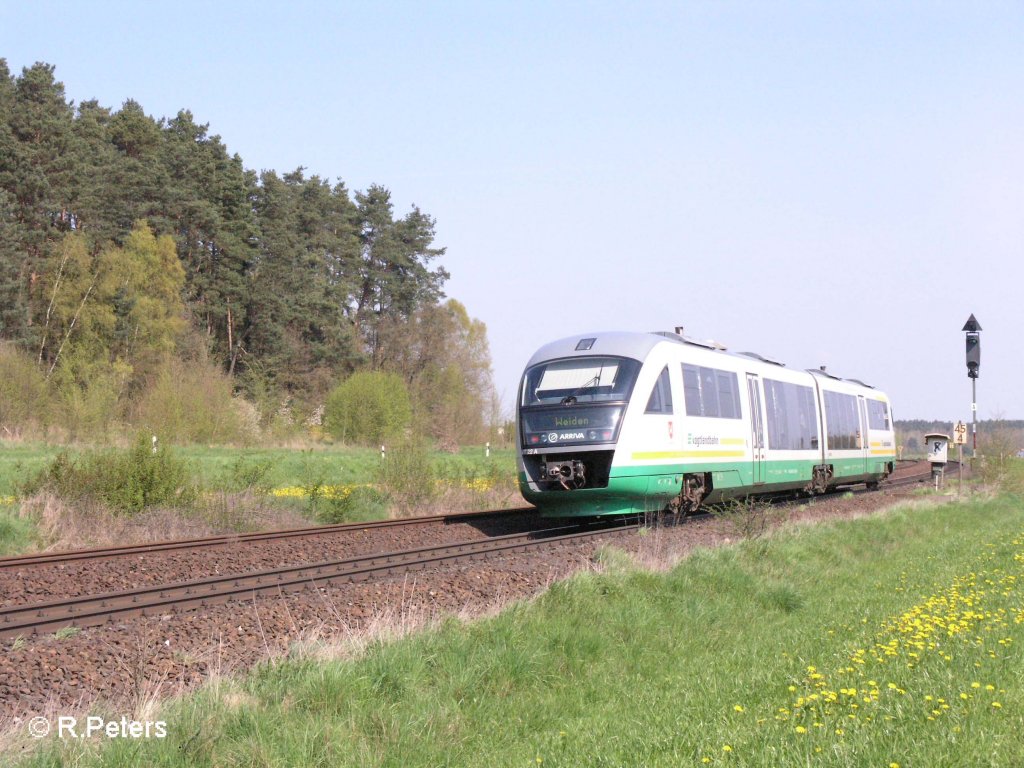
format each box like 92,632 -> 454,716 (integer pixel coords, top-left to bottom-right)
524,331 -> 770,368
523,332 -> 675,369
524,331 -> 882,393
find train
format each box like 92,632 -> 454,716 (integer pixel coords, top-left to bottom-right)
515,330 -> 896,516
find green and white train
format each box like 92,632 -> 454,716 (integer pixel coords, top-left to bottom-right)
516,330 -> 896,516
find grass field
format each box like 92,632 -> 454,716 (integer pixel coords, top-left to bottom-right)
0,442 -> 518,498
13,464 -> 1024,767
0,441 -> 519,556
0,443 -> 61,499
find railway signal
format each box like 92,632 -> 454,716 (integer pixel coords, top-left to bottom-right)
962,314 -> 982,455
963,314 -> 981,379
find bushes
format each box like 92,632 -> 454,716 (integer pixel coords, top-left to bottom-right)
378,441 -> 437,512
323,371 -> 412,445
21,434 -> 196,514
133,358 -> 258,445
0,344 -> 260,445
0,343 -> 48,437
317,486 -> 391,524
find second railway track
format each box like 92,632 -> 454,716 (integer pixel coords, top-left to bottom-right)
0,506 -> 537,570
0,519 -> 637,641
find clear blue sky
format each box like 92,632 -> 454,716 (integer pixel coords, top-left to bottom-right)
3,1 -> 1022,420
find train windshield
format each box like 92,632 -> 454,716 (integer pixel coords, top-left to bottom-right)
521,356 -> 641,407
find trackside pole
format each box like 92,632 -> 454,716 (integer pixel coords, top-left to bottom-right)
952,421 -> 967,499
959,444 -> 963,499
972,377 -> 977,458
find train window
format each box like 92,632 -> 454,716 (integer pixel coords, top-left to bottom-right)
717,371 -> 740,418
681,364 -> 741,419
683,365 -> 702,416
764,379 -> 818,450
867,399 -> 891,431
823,391 -> 860,450
699,367 -> 721,417
645,366 -> 674,414
522,356 -> 642,406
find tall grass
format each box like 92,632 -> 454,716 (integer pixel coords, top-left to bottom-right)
16,469 -> 1024,767
0,502 -> 35,555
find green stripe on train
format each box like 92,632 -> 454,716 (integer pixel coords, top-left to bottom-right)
519,454 -> 895,516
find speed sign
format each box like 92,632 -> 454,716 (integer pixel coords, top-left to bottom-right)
953,421 -> 968,445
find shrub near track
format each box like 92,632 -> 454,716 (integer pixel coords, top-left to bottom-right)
17,470 -> 1024,767
0,500 -> 34,555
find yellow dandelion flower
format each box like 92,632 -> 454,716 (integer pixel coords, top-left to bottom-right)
795,726 -> 807,734
733,705 -> 744,713
722,745 -> 733,752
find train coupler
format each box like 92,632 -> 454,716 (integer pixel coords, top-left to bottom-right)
542,459 -> 587,490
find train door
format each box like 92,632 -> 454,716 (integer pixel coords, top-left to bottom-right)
857,395 -> 869,474
746,374 -> 765,484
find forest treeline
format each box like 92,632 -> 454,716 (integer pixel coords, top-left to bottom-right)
0,60 -> 496,446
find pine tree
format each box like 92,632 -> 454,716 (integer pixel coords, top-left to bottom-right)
0,62 -> 76,346
353,185 -> 448,366
162,110 -> 256,374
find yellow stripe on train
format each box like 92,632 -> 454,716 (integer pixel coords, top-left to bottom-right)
631,450 -> 747,460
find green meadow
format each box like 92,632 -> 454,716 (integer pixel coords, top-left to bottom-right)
0,443 -> 517,498
14,463 -> 1024,767
0,442 -> 519,556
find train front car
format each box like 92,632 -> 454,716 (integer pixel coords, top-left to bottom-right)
516,330 -> 899,517
516,333 -> 679,516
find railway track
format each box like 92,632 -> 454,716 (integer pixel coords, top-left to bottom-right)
0,505 -> 536,570
0,461 -> 937,641
0,518 -> 636,641
0,461 -> 934,572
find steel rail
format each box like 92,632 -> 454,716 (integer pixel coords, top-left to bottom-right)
0,520 -> 635,640
0,506 -> 537,570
